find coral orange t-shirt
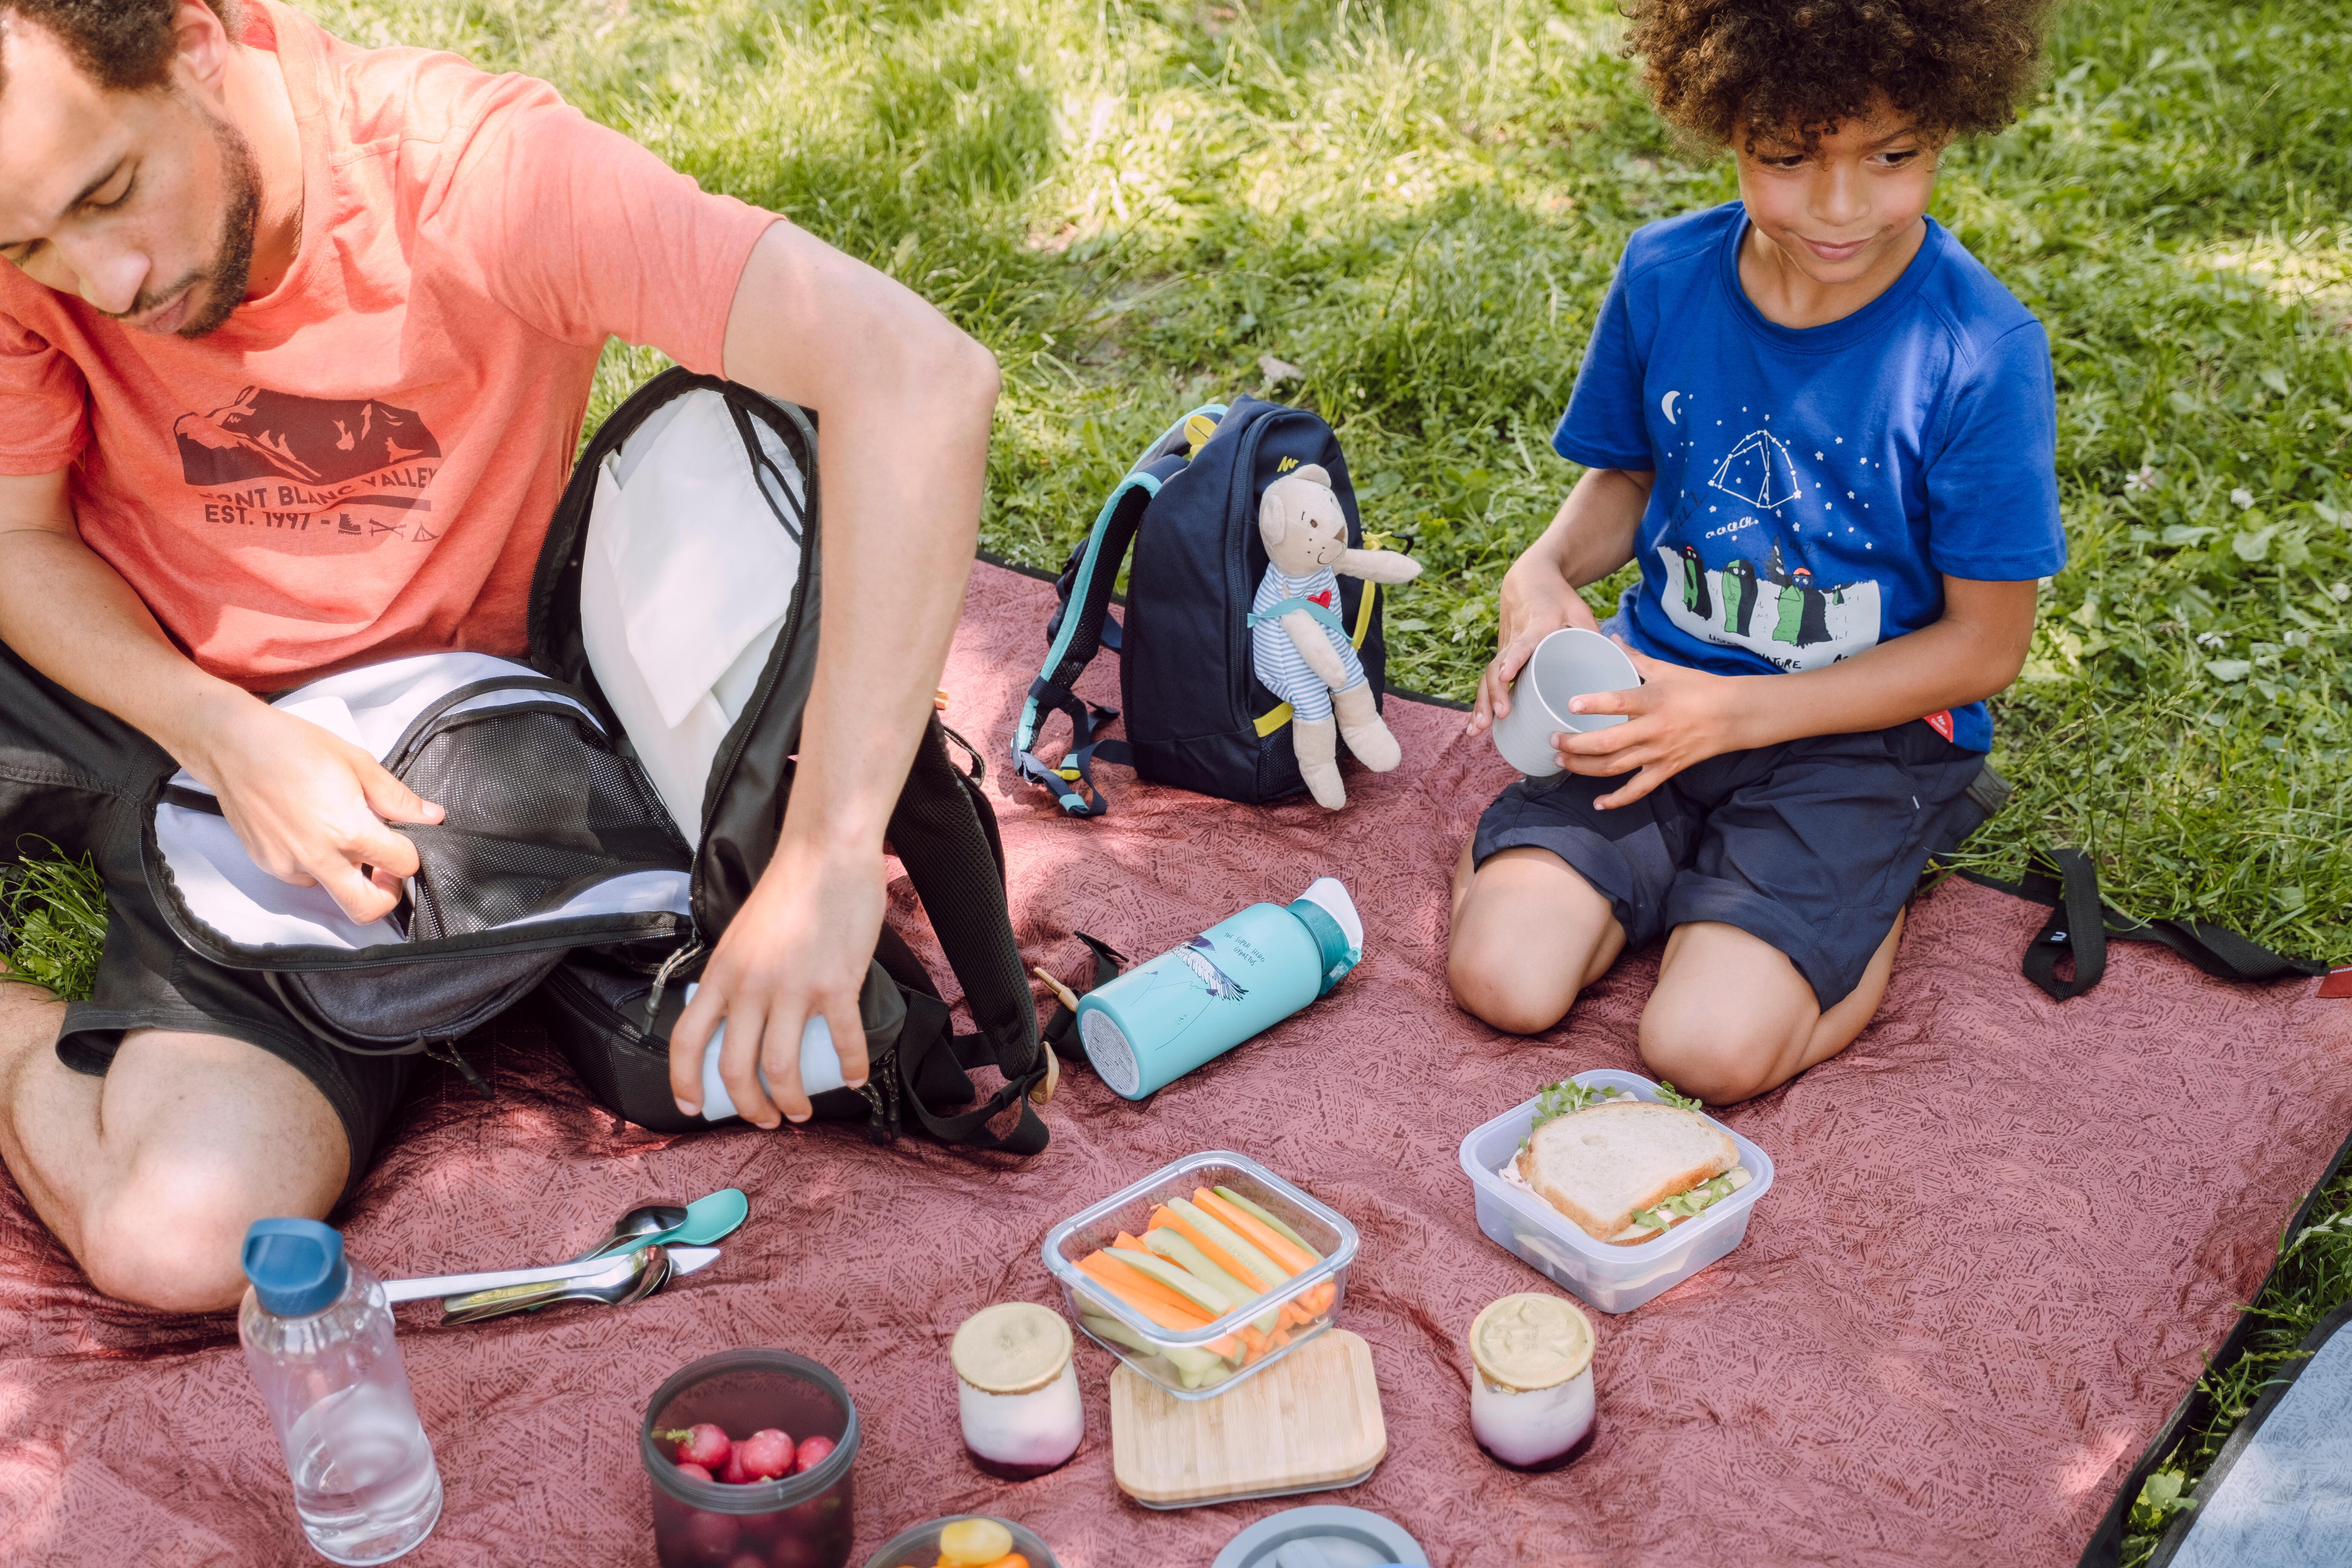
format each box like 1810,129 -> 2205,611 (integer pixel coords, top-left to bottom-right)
0,1 -> 776,690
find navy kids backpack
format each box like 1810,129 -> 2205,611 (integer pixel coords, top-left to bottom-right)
1012,396 -> 1391,815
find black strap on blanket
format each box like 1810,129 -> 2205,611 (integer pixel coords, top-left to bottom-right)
1961,848 -> 2324,1000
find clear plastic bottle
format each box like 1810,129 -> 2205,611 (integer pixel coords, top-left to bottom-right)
239,1219 -> 443,1565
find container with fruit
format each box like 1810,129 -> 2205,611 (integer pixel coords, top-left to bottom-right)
951,1303 -> 1084,1480
861,1515 -> 1058,1568
639,1349 -> 859,1568
1040,1151 -> 1358,1400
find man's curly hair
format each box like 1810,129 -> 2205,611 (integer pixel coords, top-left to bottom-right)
1622,0 -> 2053,151
1,0 -> 244,92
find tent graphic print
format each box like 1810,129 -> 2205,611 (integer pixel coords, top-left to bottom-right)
1708,429 -> 1805,510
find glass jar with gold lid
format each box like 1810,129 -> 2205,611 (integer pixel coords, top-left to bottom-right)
952,1303 -> 1083,1480
1468,1292 -> 1597,1471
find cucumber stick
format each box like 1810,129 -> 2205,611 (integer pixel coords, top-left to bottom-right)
1211,1186 -> 1319,1257
1169,1198 -> 1293,1294
1111,1245 -> 1244,1321
1142,1228 -> 1282,1336
1078,1312 -> 1228,1387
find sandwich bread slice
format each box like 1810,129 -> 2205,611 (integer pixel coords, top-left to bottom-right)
1512,1100 -> 1742,1245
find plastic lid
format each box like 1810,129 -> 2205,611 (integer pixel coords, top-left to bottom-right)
1470,1293 -> 1593,1392
951,1302 -> 1073,1395
1291,877 -> 1363,951
241,1217 -> 349,1318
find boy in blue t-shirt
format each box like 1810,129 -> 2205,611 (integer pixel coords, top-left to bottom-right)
1450,0 -> 2064,1104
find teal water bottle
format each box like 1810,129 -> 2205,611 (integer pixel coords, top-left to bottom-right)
1076,877 -> 1363,1098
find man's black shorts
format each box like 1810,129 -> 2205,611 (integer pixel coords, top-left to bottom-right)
1471,719 -> 1985,1009
0,643 -> 410,1187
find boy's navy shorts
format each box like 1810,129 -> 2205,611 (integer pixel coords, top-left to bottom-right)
0,643 -> 412,1191
1472,719 -> 1985,1009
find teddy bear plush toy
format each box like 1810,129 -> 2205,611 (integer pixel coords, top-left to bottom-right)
1249,463 -> 1422,809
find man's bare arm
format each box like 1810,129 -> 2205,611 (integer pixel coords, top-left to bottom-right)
667,220 -> 1000,1128
0,470 -> 440,920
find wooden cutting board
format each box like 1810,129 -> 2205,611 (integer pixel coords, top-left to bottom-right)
1109,1329 -> 1387,1508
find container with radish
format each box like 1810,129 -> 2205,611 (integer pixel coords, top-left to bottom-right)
1040,1152 -> 1358,1400
639,1349 -> 859,1568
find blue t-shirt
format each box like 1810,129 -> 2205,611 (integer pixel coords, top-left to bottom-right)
1552,202 -> 2066,752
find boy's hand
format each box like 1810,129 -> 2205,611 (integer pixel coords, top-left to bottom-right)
1467,562 -> 1603,736
1553,642 -> 1754,809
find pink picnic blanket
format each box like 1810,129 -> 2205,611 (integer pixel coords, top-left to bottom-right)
3,562 -> 2346,1568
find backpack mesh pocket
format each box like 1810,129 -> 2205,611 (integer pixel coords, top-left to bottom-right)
395,706 -> 692,942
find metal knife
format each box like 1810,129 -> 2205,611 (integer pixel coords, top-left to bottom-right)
381,1244 -> 721,1305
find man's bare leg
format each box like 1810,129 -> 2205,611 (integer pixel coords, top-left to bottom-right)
1637,912 -> 1906,1104
1447,840 -> 1628,1034
0,980 -> 347,1311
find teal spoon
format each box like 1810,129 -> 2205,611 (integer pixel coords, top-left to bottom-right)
596,1187 -> 746,1257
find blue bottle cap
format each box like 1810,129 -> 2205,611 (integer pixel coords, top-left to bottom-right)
241,1217 -> 349,1317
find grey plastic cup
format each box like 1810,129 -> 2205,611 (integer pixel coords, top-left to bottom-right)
1490,628 -> 1640,778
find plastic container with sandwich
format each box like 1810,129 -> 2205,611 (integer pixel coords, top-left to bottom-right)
1457,1069 -> 1774,1314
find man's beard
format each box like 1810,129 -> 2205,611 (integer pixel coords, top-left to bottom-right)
116,103 -> 262,338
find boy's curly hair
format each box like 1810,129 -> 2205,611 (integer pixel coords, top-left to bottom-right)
1622,0 -> 2053,150
1,0 -> 244,92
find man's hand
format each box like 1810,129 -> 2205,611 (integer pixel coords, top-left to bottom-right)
665,829 -> 877,1129
1551,642 -> 1747,810
189,696 -> 445,924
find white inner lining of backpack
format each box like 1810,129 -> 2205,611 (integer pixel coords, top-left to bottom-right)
155,652 -> 691,952
580,388 -> 805,836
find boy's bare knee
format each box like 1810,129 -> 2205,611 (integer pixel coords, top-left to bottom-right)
81,1156 -> 330,1312
1637,1014 -> 1793,1106
1447,947 -> 1574,1035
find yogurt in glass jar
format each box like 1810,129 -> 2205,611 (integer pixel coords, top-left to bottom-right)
1469,1292 -> 1597,1472
952,1303 -> 1084,1481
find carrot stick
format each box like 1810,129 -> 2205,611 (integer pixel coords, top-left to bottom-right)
1079,1252 -> 1213,1325
1078,1254 -> 1243,1358
1151,1207 -> 1272,1292
1113,1230 -> 1153,1256
1077,1254 -> 1211,1328
1194,1189 -> 1320,1274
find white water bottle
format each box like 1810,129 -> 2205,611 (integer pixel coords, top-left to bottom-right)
239,1219 -> 443,1565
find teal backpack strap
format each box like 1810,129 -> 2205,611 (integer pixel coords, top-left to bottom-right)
1246,597 -> 1347,634
1012,405 -> 1225,817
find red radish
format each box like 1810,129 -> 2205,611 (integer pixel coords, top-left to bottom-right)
726,1556 -> 768,1568
674,1461 -> 715,1483
658,1422 -> 733,1470
738,1427 -> 795,1480
718,1449 -> 753,1485
680,1508 -> 739,1560
792,1435 -> 835,1475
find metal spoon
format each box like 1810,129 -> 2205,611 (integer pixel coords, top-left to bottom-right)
570,1203 -> 690,1263
439,1245 -> 672,1326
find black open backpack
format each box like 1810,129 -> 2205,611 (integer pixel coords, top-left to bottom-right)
142,368 -> 1050,1155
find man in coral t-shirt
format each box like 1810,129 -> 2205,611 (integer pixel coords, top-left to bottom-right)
0,0 -> 1000,1309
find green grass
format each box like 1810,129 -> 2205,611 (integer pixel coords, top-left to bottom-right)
0,0 -> 2344,1543
0,847 -> 106,1003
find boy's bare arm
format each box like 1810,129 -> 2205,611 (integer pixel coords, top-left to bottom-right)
0,472 -> 439,921
1468,466 -> 1654,733
1558,575 -> 2038,809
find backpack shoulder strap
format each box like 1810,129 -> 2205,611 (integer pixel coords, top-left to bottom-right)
1012,405 -> 1225,816
886,717 -> 1052,1153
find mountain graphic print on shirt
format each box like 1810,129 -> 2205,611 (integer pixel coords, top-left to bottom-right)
1550,202 -> 2068,753
174,387 -> 445,541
